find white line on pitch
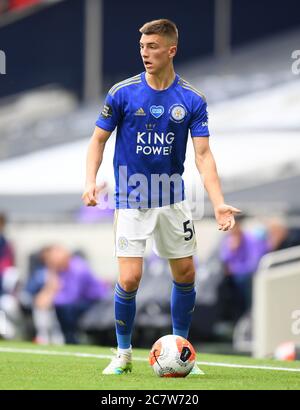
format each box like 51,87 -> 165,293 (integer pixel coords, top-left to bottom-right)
197,361 -> 300,372
0,347 -> 299,373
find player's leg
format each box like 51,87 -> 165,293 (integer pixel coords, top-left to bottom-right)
153,201 -> 204,375
115,256 -> 143,350
103,256 -> 143,375
103,207 -> 151,375
153,200 -> 197,339
169,256 -> 204,376
169,256 -> 196,339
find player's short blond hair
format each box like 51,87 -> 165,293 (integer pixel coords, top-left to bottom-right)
139,19 -> 178,45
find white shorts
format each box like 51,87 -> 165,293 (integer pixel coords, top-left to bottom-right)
114,200 -> 197,259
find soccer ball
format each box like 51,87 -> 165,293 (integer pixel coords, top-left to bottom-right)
149,334 -> 196,377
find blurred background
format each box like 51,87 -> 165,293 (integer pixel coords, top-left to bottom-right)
0,0 -> 300,360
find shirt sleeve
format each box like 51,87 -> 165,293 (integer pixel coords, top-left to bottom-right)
95,91 -> 122,132
189,97 -> 210,137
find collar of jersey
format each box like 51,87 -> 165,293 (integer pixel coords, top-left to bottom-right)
141,71 -> 179,93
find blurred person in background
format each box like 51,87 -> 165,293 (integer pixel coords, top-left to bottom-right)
266,217 -> 300,252
23,245 -> 110,344
0,213 -> 15,296
0,213 -> 21,339
218,215 -> 268,322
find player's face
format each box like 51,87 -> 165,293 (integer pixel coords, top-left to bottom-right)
140,34 -> 177,74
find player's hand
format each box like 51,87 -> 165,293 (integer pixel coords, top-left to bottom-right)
82,182 -> 106,207
214,204 -> 242,232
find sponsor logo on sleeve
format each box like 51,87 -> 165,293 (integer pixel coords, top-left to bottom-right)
101,103 -> 113,119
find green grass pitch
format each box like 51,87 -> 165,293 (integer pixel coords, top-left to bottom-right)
0,341 -> 299,390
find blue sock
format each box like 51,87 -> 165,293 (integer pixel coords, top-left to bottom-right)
114,282 -> 137,349
171,281 -> 196,339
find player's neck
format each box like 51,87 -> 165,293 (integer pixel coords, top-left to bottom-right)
145,66 -> 176,90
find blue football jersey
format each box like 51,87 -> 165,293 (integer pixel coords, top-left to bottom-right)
96,72 -> 209,209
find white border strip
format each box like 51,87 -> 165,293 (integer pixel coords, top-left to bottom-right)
0,347 -> 299,373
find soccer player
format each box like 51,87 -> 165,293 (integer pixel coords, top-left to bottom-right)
82,19 -> 241,375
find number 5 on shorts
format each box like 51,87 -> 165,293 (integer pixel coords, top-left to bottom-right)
183,220 -> 195,241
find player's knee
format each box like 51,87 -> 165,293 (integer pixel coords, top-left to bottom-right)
183,271 -> 195,284
175,268 -> 195,284
119,274 -> 141,292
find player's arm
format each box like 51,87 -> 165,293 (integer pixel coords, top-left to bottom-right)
82,126 -> 112,206
192,137 -> 241,231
